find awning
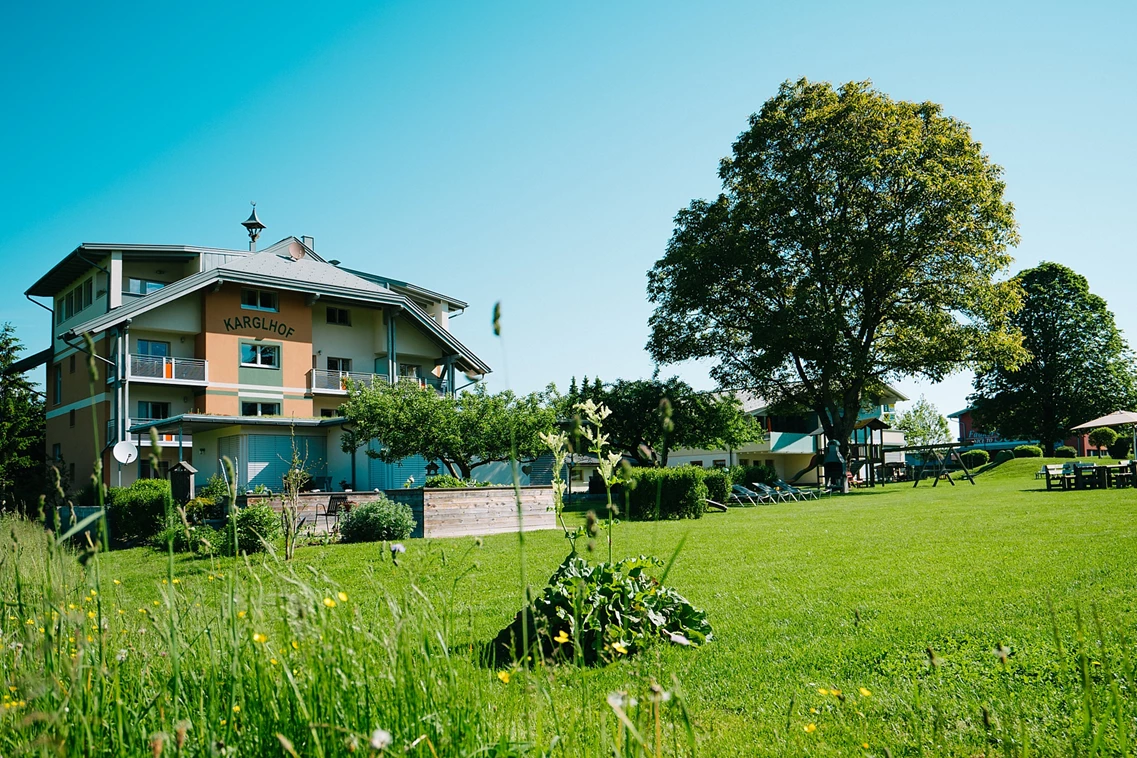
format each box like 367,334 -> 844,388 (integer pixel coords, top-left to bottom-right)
1070,411 -> 1137,431
130,413 -> 347,436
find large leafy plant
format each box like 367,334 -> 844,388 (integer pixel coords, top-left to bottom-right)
490,554 -> 712,667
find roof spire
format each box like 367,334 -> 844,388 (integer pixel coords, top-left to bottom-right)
241,202 -> 266,252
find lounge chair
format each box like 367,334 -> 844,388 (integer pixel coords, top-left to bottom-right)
775,479 -> 818,500
730,484 -> 770,505
749,482 -> 795,503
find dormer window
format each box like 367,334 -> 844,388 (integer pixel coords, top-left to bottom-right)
241,288 -> 278,312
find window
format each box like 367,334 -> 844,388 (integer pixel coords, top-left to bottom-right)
53,364 -> 62,405
241,288 -> 278,312
65,292 -> 75,319
51,443 -> 61,461
136,339 -> 170,357
126,278 -> 166,296
69,409 -> 75,427
56,299 -> 64,324
137,401 -> 171,421
690,460 -> 704,467
398,364 -> 420,380
327,307 -> 351,326
713,459 -> 727,468
69,354 -> 75,373
327,357 -> 352,372
241,401 -> 280,416
570,468 -> 584,482
320,408 -> 339,418
139,459 -> 170,480
240,343 -> 279,367
83,278 -> 93,308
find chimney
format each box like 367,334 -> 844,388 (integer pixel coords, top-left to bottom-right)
302,236 -> 315,251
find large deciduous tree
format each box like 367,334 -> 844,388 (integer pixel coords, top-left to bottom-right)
340,381 -> 556,479
895,395 -> 952,447
970,262 -> 1137,454
647,79 -> 1025,456
565,376 -> 761,466
0,323 -> 45,512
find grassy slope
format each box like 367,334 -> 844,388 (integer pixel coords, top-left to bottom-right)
97,458 -> 1137,755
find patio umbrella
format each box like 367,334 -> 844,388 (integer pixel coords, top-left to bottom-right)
1071,410 -> 1137,457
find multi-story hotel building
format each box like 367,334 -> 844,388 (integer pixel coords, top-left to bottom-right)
24,214 -> 490,493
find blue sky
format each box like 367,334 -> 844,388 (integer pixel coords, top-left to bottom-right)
2,0 -> 1134,431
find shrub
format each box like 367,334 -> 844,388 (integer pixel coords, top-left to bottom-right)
1055,445 -> 1077,458
424,475 -> 491,488
489,554 -> 713,666
728,463 -> 777,487
151,515 -> 219,554
619,467 -> 707,521
184,496 -> 223,523
220,504 -> 281,555
958,449 -> 990,469
199,474 -> 233,506
339,497 -> 416,543
1013,445 -> 1043,458
106,479 -> 174,543
1109,438 -> 1132,460
701,469 -> 730,505
993,450 -> 1015,464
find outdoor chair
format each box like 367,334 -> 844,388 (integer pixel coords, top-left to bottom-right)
750,482 -> 795,503
730,484 -> 770,505
1044,465 -> 1067,491
775,479 -> 818,500
319,493 -> 348,531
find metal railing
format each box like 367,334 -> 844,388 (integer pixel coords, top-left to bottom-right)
308,369 -> 448,395
127,354 -> 208,383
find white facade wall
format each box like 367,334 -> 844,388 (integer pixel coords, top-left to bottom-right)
311,305 -> 380,372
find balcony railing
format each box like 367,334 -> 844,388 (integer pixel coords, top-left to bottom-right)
126,355 -> 208,385
308,369 -> 449,395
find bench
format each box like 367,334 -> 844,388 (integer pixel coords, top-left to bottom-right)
1044,464 -> 1070,491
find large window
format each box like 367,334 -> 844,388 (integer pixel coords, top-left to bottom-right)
139,459 -> 170,480
240,343 -> 279,367
241,401 -> 281,416
241,288 -> 278,312
327,357 -> 352,372
126,278 -> 166,296
137,401 -> 171,421
136,339 -> 170,357
53,364 -> 62,405
398,363 -> 420,380
326,306 -> 351,326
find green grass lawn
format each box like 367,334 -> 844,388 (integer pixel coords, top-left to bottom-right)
7,457 -> 1137,755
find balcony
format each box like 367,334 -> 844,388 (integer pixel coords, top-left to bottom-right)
307,369 -> 449,395
126,355 -> 208,386
106,417 -> 191,446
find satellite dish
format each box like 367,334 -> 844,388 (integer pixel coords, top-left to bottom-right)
113,440 -> 139,465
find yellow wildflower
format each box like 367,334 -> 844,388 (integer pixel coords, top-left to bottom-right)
611,641 -> 628,655
497,671 -> 510,684
862,743 -> 869,749
237,610 -> 247,619
859,687 -> 872,697
113,579 -> 121,585
804,723 -> 817,733
323,597 -> 336,608
270,658 -> 278,666
253,633 -> 267,644
810,707 -> 818,714
161,579 -> 168,585
68,604 -> 77,610
208,575 -> 215,582
152,601 -> 160,606
817,688 -> 829,695
291,640 -> 299,650
87,611 -> 96,619
553,630 -> 570,644
89,589 -> 97,596
830,688 -> 842,697
172,578 -> 180,584
232,705 -> 240,713
337,591 -> 348,602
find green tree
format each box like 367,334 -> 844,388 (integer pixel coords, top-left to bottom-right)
1088,427 -> 1118,457
341,382 -> 556,479
970,263 -> 1137,454
895,395 -> 952,447
566,376 -> 761,466
646,79 -> 1024,458
0,323 -> 45,512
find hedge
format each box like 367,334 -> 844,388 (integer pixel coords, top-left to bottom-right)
993,450 -> 1015,465
701,469 -> 730,505
1013,445 -> 1043,458
727,463 -> 777,487
1054,446 -> 1077,458
958,449 -> 989,469
618,467 -> 707,521
106,479 -> 175,543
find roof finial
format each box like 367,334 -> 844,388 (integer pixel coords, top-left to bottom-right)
241,201 -> 266,252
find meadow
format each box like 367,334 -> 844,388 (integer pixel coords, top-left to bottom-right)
4,457 -> 1137,756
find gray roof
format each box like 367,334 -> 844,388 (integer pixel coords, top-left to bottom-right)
64,242 -> 491,375
130,414 -> 346,435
